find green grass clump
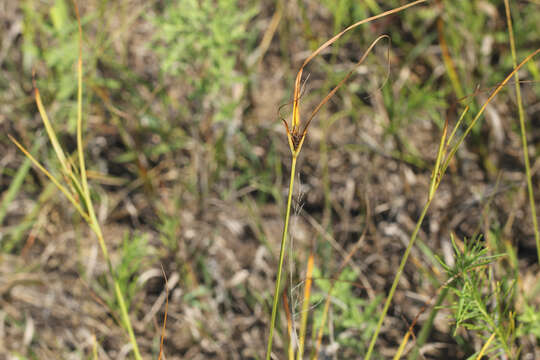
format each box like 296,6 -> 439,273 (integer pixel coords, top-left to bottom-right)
436,235 -> 514,358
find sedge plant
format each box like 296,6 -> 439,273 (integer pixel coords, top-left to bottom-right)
265,1 -> 428,358
9,2 -> 142,359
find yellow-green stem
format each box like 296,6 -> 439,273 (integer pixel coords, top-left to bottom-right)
296,254 -> 313,360
91,225 -> 141,360
266,155 -> 297,360
476,332 -> 496,360
71,3 -> 141,356
114,280 -> 142,360
365,197 -> 433,360
393,330 -> 411,360
503,0 -> 540,263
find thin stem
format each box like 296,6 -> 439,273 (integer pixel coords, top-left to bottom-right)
365,197 -> 433,360
296,253 -> 314,360
471,289 -> 511,357
266,155 -> 297,360
88,220 -> 141,360
71,2 -> 142,357
503,0 -> 540,263
114,280 -> 142,360
476,332 -> 496,360
73,0 -> 88,200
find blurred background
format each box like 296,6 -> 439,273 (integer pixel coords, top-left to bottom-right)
1,0 -> 539,359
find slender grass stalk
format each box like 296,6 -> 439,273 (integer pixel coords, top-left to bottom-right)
92,335 -> 99,360
8,135 -> 90,223
365,197 -> 433,360
365,48 -> 540,360
114,280 -> 142,359
296,252 -> 314,360
267,3 -> 429,357
74,2 -> 88,199
437,16 -> 464,100
503,0 -> 540,263
266,155 -> 297,360
476,332 -> 497,360
283,289 -> 296,360
393,328 -> 411,360
32,76 -> 85,198
370,118 -> 449,360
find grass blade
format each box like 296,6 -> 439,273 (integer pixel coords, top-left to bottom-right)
32,74 -> 70,176
296,252 -> 314,360
503,0 -> 540,263
266,156 -> 297,360
476,332 -> 496,360
8,135 -> 90,223
0,140 -> 40,227
283,289 -> 295,360
436,14 -> 464,99
428,116 -> 448,201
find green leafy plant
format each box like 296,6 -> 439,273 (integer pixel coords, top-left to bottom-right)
151,0 -> 257,124
22,0 -> 95,131
518,303 -> 540,341
115,232 -> 151,311
436,235 -> 515,359
312,266 -> 382,356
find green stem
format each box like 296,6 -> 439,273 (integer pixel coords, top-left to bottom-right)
114,280 -> 143,360
365,197 -> 433,360
91,224 -> 142,360
266,155 -> 297,360
503,0 -> 540,263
